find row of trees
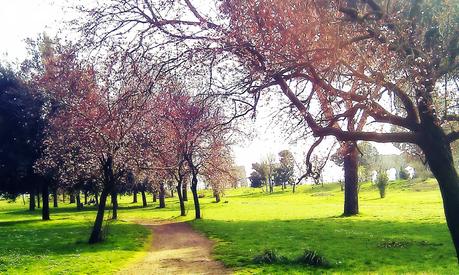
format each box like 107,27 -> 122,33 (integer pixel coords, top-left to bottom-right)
0,36 -> 240,243
249,150 -> 296,191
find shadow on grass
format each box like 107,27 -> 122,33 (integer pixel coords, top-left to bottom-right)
191,217 -> 457,273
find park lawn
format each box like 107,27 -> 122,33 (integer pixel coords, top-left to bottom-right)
0,200 -> 150,274
190,180 -> 458,274
1,178 -> 458,274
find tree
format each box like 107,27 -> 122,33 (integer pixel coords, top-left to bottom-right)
0,65 -> 47,218
249,171 -> 263,188
77,0 -> 459,260
35,45 -> 157,243
275,150 -> 295,190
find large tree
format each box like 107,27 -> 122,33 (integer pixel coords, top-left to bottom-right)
77,0 -> 459,260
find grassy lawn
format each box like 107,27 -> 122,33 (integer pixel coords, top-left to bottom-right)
0,200 -> 150,274
1,178 -> 458,274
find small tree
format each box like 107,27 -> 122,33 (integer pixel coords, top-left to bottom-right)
376,171 -> 389,199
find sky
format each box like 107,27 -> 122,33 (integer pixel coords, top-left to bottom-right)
0,1 -> 401,182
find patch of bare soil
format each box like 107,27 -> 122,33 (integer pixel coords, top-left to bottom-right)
118,220 -> 231,275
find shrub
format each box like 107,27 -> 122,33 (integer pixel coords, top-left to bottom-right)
399,167 -> 409,180
253,249 -> 286,264
376,171 -> 389,198
296,249 -> 331,268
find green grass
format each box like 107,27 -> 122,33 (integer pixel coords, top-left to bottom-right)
1,179 -> 458,274
0,199 -> 150,274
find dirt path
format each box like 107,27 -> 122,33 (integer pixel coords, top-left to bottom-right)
118,220 -> 231,275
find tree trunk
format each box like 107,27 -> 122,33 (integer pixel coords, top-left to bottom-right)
176,182 -> 186,216
42,181 -> 50,220
62,193 -> 65,203
292,183 -> 296,194
182,183 -> 188,201
141,190 -> 147,207
29,189 -> 36,211
170,188 -> 174,197
159,182 -> 166,208
95,192 -> 99,206
191,173 -> 201,219
36,189 -> 41,208
153,192 -> 157,203
419,121 -> 459,262
52,188 -> 58,208
69,193 -> 75,204
343,142 -> 359,216
76,192 -> 82,210
133,191 -> 138,203
215,192 -> 221,203
88,188 -> 109,244
84,191 -> 88,205
111,191 -> 118,220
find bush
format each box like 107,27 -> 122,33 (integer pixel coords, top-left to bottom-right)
296,249 -> 331,268
253,249 -> 286,264
399,167 -> 409,180
376,171 -> 389,198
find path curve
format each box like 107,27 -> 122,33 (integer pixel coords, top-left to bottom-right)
118,220 -> 231,275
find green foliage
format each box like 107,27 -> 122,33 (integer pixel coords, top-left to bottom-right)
376,171 -> 389,198
296,249 -> 331,268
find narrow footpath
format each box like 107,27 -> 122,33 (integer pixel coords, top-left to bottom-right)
118,221 -> 231,275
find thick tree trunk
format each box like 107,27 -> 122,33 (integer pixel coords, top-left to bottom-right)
88,188 -> 109,244
141,190 -> 147,207
182,183 -> 188,201
111,191 -> 118,220
133,191 -> 138,203
69,193 -> 75,204
176,182 -> 186,216
343,142 -> 359,216
42,182 -> 50,220
159,182 -> 166,208
29,189 -> 36,211
52,188 -> 58,208
419,122 -> 459,262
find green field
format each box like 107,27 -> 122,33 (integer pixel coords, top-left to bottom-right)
1,179 -> 458,274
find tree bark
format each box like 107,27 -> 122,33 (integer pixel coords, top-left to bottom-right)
419,121 -> 459,262
88,188 -> 109,244
176,182 -> 186,216
111,191 -> 118,220
343,142 -> 359,216
215,192 -> 221,203
36,190 -> 41,208
84,191 -> 88,205
52,188 -> 58,208
190,172 -> 201,219
153,192 -> 157,203
95,192 -> 99,206
29,189 -> 36,211
76,192 -> 82,210
159,182 -> 166,208
141,190 -> 147,207
69,193 -> 75,204
133,191 -> 138,203
42,181 -> 50,220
